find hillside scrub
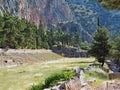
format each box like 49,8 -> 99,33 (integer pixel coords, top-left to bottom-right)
98,0 -> 120,10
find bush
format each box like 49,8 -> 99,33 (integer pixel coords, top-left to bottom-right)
63,70 -> 76,80
45,73 -> 64,87
45,70 -> 75,87
31,83 -> 45,90
31,70 -> 75,90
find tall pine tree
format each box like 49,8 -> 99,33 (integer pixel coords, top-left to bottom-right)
88,19 -> 111,66
110,36 -> 120,65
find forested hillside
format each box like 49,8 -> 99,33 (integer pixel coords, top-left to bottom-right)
0,13 -> 85,49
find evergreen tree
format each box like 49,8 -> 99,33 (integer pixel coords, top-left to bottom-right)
74,32 -> 81,47
55,28 -> 64,46
0,13 -> 85,50
23,22 -> 37,49
88,26 -> 111,66
15,18 -> 26,48
47,29 -> 55,49
110,36 -> 120,65
38,26 -> 49,49
36,29 -> 42,49
2,14 -> 19,48
0,14 -> 5,48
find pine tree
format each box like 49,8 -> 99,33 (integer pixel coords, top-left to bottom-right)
110,36 -> 120,65
2,14 -> 19,48
0,14 -> 4,47
38,26 -> 50,49
88,24 -> 111,66
47,29 -> 55,49
23,22 -> 37,49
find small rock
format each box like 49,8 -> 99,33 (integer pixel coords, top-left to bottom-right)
87,78 -> 96,83
74,66 -> 80,73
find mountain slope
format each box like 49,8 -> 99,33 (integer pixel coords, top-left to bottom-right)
0,0 -> 72,28
66,0 -> 120,38
0,0 -> 120,41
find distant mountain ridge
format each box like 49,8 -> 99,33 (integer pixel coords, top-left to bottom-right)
0,0 -> 120,41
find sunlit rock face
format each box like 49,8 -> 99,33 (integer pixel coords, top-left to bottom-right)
0,0 -> 72,28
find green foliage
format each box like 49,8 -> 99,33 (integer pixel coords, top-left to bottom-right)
109,36 -> 120,65
88,26 -> 111,66
80,41 -> 90,50
0,13 -> 86,50
31,70 -> 75,90
98,0 -> 120,10
0,14 -> 37,49
45,70 -> 75,87
45,73 -> 64,87
31,83 -> 45,90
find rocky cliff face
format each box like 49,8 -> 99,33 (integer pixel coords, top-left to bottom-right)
0,0 -> 72,28
66,0 -> 120,38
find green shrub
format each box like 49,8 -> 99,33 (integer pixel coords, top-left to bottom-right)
45,72 -> 65,87
45,70 -> 75,87
31,83 -> 45,90
63,70 -> 76,80
31,70 -> 75,90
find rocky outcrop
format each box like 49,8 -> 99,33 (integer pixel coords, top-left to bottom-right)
66,0 -> 120,39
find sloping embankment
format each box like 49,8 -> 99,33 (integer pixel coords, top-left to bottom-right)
0,49 -> 62,68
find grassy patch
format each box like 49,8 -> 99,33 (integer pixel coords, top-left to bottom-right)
85,66 -> 109,87
0,57 -> 94,90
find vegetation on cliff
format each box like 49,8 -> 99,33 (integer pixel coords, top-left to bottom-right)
98,0 -> 120,10
0,13 -> 87,50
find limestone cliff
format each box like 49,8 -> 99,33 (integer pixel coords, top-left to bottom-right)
0,0 -> 72,28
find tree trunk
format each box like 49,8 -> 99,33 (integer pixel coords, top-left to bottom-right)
101,58 -> 105,67
101,61 -> 104,67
